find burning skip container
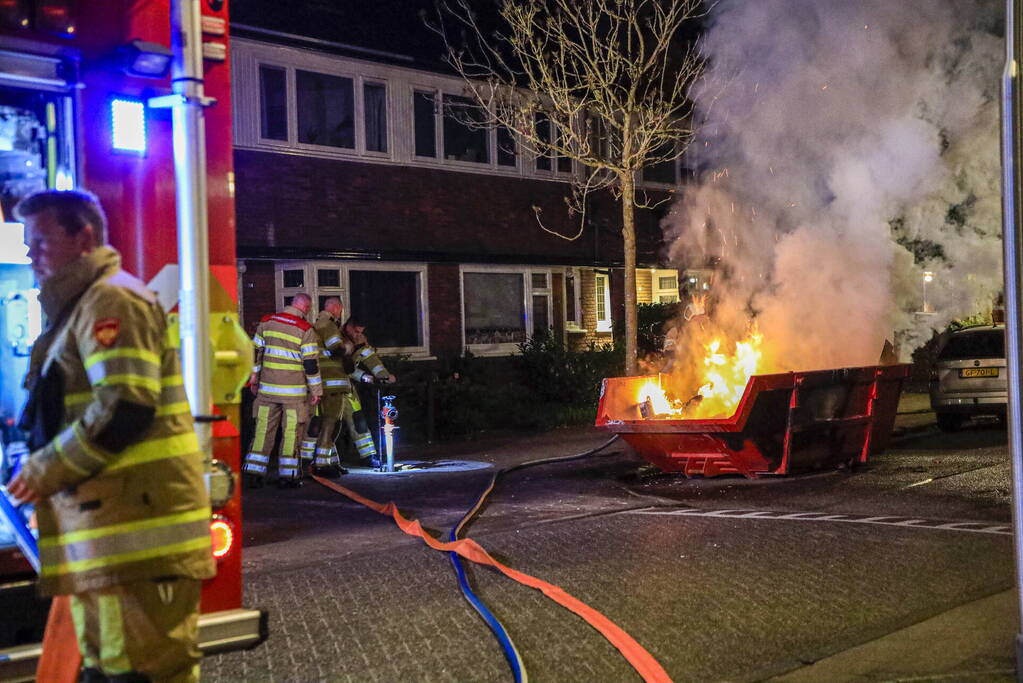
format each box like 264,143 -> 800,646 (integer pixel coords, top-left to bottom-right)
596,364 -> 910,478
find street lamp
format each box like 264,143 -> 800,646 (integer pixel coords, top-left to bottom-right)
922,271 -> 934,313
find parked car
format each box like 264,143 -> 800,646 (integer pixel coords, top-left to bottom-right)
929,325 -> 1006,431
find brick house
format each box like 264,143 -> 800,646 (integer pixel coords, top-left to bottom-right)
230,16 -> 688,361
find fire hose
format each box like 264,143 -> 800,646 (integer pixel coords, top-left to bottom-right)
313,434 -> 674,683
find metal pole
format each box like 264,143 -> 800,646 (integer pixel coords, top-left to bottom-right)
1000,2 -> 1023,679
170,0 -> 214,461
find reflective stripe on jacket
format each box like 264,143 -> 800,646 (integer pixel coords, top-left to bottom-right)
350,343 -> 391,383
20,247 -> 215,596
313,311 -> 353,395
251,306 -> 322,403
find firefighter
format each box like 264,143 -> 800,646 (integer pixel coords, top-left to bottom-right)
298,296 -> 353,477
339,316 -> 396,467
243,293 -> 322,489
6,190 -> 214,683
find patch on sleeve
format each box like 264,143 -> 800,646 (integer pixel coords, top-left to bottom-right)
94,318 -> 121,347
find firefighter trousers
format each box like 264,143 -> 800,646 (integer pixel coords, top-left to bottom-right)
243,397 -> 308,481
299,392 -> 347,468
70,577 -> 202,683
300,391 -> 377,466
344,392 -> 378,462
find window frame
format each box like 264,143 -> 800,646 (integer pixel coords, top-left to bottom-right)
564,266 -> 583,331
460,265 -> 551,356
361,79 -> 390,157
234,38 -> 589,182
532,112 -> 574,177
410,85 -> 521,173
652,268 -> 680,304
252,58 -> 393,160
594,271 -> 612,332
273,260 -> 430,357
256,60 -> 294,148
530,270 -> 552,338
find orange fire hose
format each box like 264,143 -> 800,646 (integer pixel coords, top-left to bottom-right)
312,475 -> 672,683
36,596 -> 80,683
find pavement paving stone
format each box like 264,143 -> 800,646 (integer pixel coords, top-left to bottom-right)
206,504 -> 1012,682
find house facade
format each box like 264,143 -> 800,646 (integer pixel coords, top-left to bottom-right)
230,28 -> 684,359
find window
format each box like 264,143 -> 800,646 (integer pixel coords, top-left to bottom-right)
413,90 -> 437,158
682,269 -> 714,295
564,268 -> 581,329
595,272 -> 612,332
274,261 -> 428,355
443,94 -> 489,163
653,269 -> 679,304
531,270 -> 552,337
317,268 -> 341,288
642,143 -> 678,184
497,126 -> 516,167
349,269 -> 423,349
535,113 -> 551,171
534,112 -> 572,174
296,69 -> 355,149
463,271 -> 525,346
282,268 -> 305,289
363,82 -> 388,153
259,65 -> 288,141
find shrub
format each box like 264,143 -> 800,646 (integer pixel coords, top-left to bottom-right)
517,330 -> 623,405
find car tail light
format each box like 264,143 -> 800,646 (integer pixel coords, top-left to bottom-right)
210,514 -> 235,560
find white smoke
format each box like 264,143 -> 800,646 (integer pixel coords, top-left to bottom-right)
664,0 -> 1003,371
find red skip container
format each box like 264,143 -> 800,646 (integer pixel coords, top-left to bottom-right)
596,364 -> 910,478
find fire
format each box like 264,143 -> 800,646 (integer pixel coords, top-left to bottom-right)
689,331 -> 763,419
635,328 -> 766,420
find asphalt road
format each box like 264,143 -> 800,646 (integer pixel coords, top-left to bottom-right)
206,403 -> 1014,682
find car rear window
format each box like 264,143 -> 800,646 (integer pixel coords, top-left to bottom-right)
938,329 -> 1005,360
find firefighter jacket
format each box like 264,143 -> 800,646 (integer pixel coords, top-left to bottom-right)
313,311 -> 353,395
17,247 -> 215,596
342,334 -> 392,384
251,306 -> 323,403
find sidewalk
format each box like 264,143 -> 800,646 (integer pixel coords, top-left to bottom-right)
769,589 -> 1017,682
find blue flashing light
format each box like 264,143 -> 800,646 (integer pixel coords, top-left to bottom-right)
111,98 -> 146,154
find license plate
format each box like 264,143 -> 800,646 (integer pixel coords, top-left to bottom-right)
959,367 -> 998,378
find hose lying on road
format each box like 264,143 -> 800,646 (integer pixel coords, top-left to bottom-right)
447,435 -> 622,683
312,434 -> 673,683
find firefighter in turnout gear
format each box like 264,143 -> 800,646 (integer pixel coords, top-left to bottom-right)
243,293 -> 322,488
7,190 -> 215,683
340,317 -> 396,467
298,297 -> 353,477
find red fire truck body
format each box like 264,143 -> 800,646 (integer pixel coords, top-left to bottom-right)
0,1 -> 264,679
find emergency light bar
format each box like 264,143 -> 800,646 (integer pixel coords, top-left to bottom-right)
110,98 -> 146,154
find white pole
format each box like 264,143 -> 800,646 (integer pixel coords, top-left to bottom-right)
170,0 -> 214,461
999,2 -> 1023,679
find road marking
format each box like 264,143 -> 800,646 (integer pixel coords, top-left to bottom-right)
627,507 -> 1012,536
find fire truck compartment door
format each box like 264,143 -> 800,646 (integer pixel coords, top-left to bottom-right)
0,607 -> 268,682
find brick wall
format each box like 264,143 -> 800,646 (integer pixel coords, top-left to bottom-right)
234,149 -> 667,266
428,263 -> 463,357
240,260 -> 276,335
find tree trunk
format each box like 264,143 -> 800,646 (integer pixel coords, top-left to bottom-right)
620,172 -> 638,375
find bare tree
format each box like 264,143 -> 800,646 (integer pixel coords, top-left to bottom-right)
431,0 -> 704,374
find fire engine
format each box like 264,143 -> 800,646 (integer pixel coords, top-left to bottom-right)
0,1 -> 265,680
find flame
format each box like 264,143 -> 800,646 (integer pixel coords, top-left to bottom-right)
689,330 -> 764,419
638,380 -> 676,416
634,328 -> 766,420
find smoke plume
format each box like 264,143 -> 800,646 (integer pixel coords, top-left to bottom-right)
664,0 -> 1003,373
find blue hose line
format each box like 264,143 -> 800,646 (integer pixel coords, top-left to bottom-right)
446,435 -> 619,683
